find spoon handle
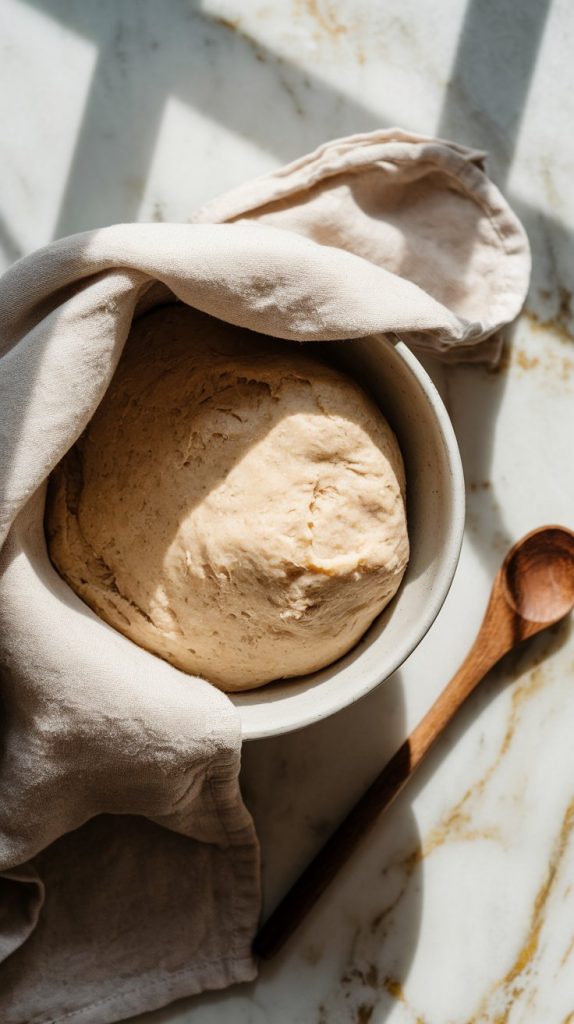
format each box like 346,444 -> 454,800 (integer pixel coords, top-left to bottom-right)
252,630 -> 503,961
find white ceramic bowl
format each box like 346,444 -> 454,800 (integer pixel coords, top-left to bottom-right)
233,335 -> 465,740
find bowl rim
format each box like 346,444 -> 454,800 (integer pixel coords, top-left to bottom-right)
237,339 -> 465,740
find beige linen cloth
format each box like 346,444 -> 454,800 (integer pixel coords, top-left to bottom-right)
0,130 -> 529,1024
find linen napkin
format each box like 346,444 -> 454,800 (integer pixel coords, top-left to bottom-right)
0,129 -> 529,1024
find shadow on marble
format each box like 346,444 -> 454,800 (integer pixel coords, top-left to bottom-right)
242,669 -> 423,1014
14,0 -> 574,340
21,0 -> 385,239
136,608 -> 573,1023
420,343 -> 512,580
137,671 -> 424,1023
437,0 -> 573,333
0,209 -> 23,265
437,0 -> 553,184
514,202 -> 574,337
406,615 -> 573,813
434,0 -> 572,575
14,0 -> 573,343
450,337 -> 515,579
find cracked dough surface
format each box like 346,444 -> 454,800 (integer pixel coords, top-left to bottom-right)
45,305 -> 409,691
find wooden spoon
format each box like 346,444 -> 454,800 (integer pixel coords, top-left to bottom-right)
253,525 -> 574,960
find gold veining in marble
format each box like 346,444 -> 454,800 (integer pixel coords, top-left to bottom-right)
466,797 -> 574,1023
361,789 -> 574,1023
211,11 -> 311,118
383,977 -> 427,1023
328,644 -> 570,1023
468,480 -> 493,493
297,0 -> 349,38
355,1003 -> 374,1023
559,932 -> 574,968
415,662 -> 550,866
371,662 -> 552,922
491,327 -> 574,386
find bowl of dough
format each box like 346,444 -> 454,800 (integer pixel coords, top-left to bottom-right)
45,304 -> 464,739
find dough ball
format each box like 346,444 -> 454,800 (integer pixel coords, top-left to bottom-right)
45,305 -> 409,691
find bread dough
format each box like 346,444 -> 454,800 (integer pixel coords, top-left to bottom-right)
45,305 -> 409,691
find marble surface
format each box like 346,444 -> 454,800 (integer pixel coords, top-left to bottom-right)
2,1 -> 574,1021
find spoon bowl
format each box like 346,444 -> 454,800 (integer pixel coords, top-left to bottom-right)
503,526 -> 574,624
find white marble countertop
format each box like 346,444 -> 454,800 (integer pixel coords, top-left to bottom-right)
2,1 -> 574,1021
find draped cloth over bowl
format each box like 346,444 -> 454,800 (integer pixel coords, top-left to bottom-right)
0,130 -> 529,1024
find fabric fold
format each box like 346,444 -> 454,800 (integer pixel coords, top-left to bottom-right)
193,128 -> 530,363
